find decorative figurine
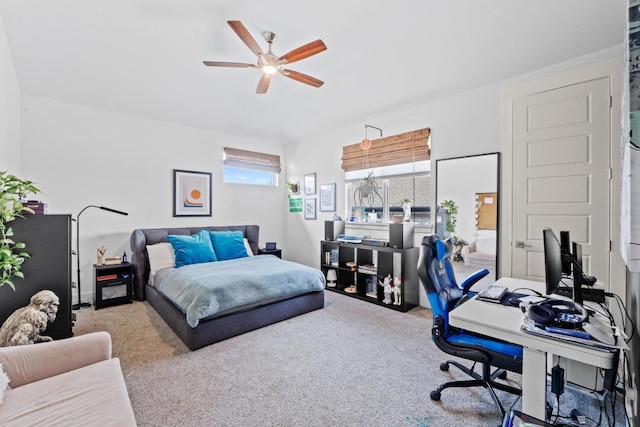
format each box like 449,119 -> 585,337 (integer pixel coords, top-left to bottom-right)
380,274 -> 393,304
97,246 -> 106,266
393,277 -> 402,305
0,290 -> 60,346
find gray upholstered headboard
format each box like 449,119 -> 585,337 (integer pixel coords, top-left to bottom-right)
129,225 -> 260,300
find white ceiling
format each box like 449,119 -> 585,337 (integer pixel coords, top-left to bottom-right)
0,0 -> 626,143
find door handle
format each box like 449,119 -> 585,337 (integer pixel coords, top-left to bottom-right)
515,241 -> 532,249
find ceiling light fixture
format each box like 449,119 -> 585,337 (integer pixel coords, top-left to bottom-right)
260,32 -> 281,75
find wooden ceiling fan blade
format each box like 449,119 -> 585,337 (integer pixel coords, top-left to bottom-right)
279,40 -> 327,64
256,74 -> 271,94
227,20 -> 264,57
282,69 -> 324,88
202,61 -> 256,68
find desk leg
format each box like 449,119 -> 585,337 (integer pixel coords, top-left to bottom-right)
522,347 -> 547,420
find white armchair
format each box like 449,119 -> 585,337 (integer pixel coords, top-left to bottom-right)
461,230 -> 496,269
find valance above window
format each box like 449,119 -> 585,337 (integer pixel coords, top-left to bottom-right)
341,128 -> 430,172
223,147 -> 282,173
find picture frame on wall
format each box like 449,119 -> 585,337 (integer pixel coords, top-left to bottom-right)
304,173 -> 316,195
319,183 -> 336,212
173,169 -> 212,217
304,198 -> 316,220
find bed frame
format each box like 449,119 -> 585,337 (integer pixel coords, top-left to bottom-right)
130,225 -> 324,350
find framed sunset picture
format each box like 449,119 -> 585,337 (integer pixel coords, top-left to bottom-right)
173,169 -> 212,217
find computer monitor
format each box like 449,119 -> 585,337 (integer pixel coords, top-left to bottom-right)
571,241 -> 584,304
560,230 -> 572,276
543,228 -> 564,296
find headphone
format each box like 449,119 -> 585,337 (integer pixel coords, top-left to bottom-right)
527,299 -> 588,329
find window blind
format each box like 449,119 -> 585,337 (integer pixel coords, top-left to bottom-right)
223,147 -> 282,173
341,128 -> 430,172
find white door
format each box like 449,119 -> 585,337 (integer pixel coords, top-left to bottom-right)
511,77 -> 611,285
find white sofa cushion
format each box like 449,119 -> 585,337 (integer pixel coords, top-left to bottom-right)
0,358 -> 135,426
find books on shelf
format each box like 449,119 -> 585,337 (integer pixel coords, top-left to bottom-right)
23,201 -> 48,215
103,257 -> 122,265
97,274 -> 118,281
358,264 -> 377,274
476,285 -> 508,302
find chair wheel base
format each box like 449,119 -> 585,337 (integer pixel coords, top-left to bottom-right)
498,371 -> 507,380
430,390 -> 441,401
439,362 -> 449,371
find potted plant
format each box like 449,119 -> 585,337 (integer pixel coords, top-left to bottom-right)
390,198 -> 411,223
401,198 -> 411,222
285,180 -> 299,198
440,199 -> 458,234
353,171 -> 382,209
0,171 -> 41,290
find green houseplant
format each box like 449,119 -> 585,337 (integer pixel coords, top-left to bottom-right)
353,171 -> 383,208
285,180 -> 299,198
0,171 -> 41,290
440,199 -> 458,234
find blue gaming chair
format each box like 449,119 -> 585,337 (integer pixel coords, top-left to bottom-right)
417,234 -> 522,417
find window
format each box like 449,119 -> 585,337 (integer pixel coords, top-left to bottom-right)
223,147 -> 281,186
345,162 -> 431,223
342,128 -> 431,223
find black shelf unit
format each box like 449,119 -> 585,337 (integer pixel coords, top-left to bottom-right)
0,214 -> 73,339
320,240 -> 420,312
94,263 -> 134,309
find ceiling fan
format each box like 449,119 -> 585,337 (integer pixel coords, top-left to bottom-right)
203,20 -> 327,94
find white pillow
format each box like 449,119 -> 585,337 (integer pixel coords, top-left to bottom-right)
475,237 -> 496,255
0,362 -> 10,403
146,243 -> 176,284
243,238 -> 254,256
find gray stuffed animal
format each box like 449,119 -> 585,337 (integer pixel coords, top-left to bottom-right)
0,290 -> 60,346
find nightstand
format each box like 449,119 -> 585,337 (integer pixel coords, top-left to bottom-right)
258,248 -> 282,259
94,263 -> 134,309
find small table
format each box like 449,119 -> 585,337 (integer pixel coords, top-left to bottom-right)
258,248 -> 282,258
94,263 -> 134,309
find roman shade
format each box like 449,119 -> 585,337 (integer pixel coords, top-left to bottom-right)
341,128 -> 430,172
223,147 -> 282,173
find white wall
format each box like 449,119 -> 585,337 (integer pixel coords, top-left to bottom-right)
284,47 -> 624,307
20,95 -> 288,304
0,13 -> 20,172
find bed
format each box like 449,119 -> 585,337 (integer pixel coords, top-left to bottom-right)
130,225 -> 325,350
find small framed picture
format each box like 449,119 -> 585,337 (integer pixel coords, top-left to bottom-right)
304,198 -> 316,220
304,173 -> 316,195
173,169 -> 212,217
319,183 -> 336,212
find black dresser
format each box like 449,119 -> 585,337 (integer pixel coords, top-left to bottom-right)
0,214 -> 73,339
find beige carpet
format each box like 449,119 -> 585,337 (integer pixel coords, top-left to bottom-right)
73,292 -> 526,426
72,291 -> 623,427
75,299 -> 189,375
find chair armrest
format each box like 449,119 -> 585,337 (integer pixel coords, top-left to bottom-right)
0,331 -> 112,388
460,268 -> 490,294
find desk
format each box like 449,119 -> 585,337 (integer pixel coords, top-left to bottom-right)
449,277 -> 619,420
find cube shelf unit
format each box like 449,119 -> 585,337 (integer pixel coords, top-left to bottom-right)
320,240 -> 420,312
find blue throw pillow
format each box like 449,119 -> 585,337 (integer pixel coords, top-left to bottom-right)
167,230 -> 217,268
208,230 -> 248,261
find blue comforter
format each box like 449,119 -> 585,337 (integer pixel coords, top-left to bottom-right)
155,255 -> 325,327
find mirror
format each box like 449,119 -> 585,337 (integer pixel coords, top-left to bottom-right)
435,153 -> 500,282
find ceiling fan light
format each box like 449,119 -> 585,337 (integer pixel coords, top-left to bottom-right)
262,64 -> 278,75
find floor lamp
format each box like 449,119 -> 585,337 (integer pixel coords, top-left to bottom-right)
73,205 -> 129,310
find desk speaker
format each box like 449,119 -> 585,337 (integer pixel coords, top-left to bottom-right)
325,221 -> 345,241
389,223 -> 414,248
